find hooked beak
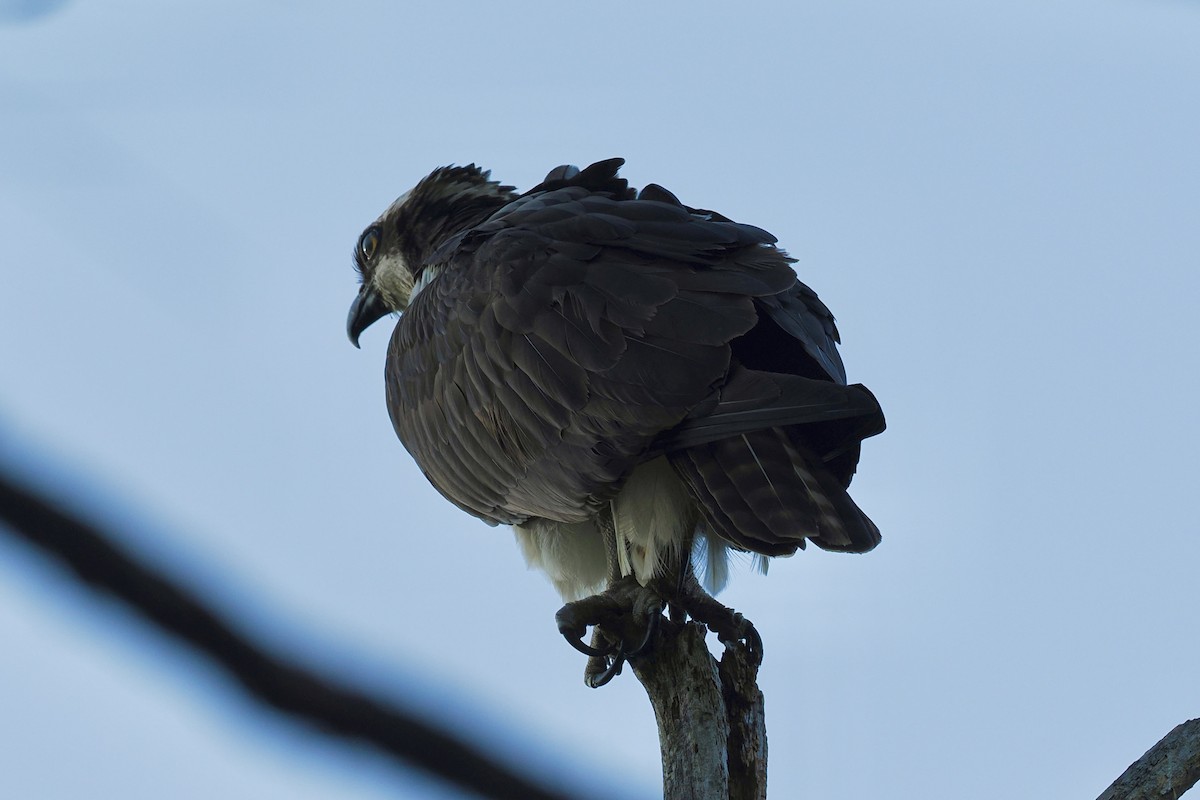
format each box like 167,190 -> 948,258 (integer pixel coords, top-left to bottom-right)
347,285 -> 390,348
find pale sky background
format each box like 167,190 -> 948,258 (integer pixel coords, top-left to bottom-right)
2,1 -> 1198,798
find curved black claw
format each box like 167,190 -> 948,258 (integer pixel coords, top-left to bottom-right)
566,635 -> 618,659
745,624 -> 764,664
623,601 -> 662,659
556,612 -> 619,659
556,577 -> 667,687
584,602 -> 662,688
714,611 -> 764,666
585,650 -> 625,689
661,571 -> 764,666
583,627 -> 623,688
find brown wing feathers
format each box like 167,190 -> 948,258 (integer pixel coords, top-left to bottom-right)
387,158 -> 883,557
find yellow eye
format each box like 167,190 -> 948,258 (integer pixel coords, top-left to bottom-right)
358,226 -> 381,262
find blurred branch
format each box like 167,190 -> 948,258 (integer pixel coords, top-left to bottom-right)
0,469 -> 591,800
15,451 -> 1191,800
1096,718 -> 1200,800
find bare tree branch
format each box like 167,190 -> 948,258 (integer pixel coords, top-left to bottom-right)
719,644 -> 767,800
630,621 -> 767,800
632,621 -> 730,799
0,469 -> 605,800
1097,718 -> 1200,800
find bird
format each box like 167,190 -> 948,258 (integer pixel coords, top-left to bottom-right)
348,158 -> 884,686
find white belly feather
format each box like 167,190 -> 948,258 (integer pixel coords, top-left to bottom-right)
514,457 -> 736,600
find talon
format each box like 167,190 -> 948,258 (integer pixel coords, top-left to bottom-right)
718,620 -> 764,664
556,604 -> 620,658
585,651 -> 625,688
556,576 -> 664,686
715,611 -> 763,663
663,570 -> 764,667
565,633 -> 617,658
745,625 -> 764,664
624,603 -> 662,659
556,620 -> 618,659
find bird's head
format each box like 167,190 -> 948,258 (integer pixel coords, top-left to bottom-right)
347,164 -> 517,347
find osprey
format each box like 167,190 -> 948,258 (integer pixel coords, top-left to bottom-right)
348,159 -> 884,685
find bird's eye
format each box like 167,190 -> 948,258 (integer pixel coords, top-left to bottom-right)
358,226 -> 381,262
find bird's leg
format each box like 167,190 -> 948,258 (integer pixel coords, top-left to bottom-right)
650,567 -> 763,665
556,575 -> 663,687
600,507 -> 623,586
556,523 -> 762,685
582,511 -> 626,684
557,519 -> 765,683
556,508 -> 665,687
576,510 -> 623,673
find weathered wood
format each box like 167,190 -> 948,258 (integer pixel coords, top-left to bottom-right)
720,645 -> 768,800
632,622 -> 730,799
1097,718 -> 1200,800
630,620 -> 767,800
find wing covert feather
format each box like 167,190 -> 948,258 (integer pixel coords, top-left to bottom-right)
387,186 -> 792,526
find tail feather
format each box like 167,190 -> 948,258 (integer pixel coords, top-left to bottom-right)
669,426 -> 879,557
691,528 -> 733,595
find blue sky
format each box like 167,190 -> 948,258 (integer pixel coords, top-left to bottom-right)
2,1 -> 1198,798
